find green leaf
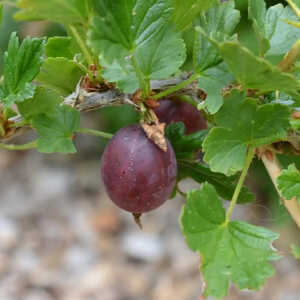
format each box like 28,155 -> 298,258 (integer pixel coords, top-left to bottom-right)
198,63 -> 234,114
172,0 -> 218,31
181,183 -> 280,298
249,0 -> 266,33
193,1 -> 240,72
178,160 -> 255,203
37,57 -> 84,96
1,32 -> 45,106
45,37 -> 75,59
277,164 -> 300,203
203,90 -> 290,175
18,87 -> 63,120
248,1 -> 300,60
0,3 -> 3,29
15,0 -> 89,25
90,0 -> 173,60
134,27 -> 186,80
89,0 -> 186,83
102,61 -> 139,94
2,83 -> 36,107
165,122 -> 208,159
215,40 -> 300,97
32,105 -> 80,154
267,5 -> 300,60
291,244 -> 300,259
248,0 -> 270,55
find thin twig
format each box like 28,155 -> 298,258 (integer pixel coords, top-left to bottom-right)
5,74 -> 200,141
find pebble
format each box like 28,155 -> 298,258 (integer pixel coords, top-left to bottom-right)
121,231 -> 165,262
0,217 -> 19,249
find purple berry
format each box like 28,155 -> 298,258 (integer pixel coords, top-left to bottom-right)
101,124 -> 177,213
154,99 -> 207,134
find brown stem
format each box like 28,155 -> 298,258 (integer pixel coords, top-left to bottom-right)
132,213 -> 143,230
4,74 -> 197,142
261,149 -> 300,228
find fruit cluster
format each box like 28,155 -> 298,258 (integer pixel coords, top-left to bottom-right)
101,98 -> 207,214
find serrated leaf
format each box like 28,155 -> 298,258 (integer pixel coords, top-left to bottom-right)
193,1 -> 240,72
198,63 -> 234,114
2,83 -> 36,107
204,128 -> 247,176
90,0 -> 173,60
1,32 -> 44,106
249,0 -> 266,32
277,164 -> 300,203
135,26 -> 186,80
102,61 -> 139,94
165,122 -> 208,159
172,0 -> 218,31
203,90 -> 290,175
267,5 -> 300,59
18,87 -> 63,120
215,40 -> 300,98
248,0 -> 270,54
89,0 -> 186,84
45,37 -> 75,59
291,244 -> 300,259
32,105 -> 80,154
248,1 -> 300,60
178,161 -> 254,203
37,57 -> 84,96
15,0 -> 89,25
181,183 -> 280,298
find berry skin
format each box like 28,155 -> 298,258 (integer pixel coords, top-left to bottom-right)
101,124 -> 177,213
154,99 -> 207,134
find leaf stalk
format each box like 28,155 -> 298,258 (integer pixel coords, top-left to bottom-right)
131,56 -> 150,98
77,128 -> 113,139
0,140 -> 37,151
68,25 -> 94,66
225,146 -> 255,223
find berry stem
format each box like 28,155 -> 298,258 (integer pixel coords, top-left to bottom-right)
133,213 -> 143,230
77,128 -> 113,139
0,140 -> 37,151
153,73 -> 200,100
225,146 -> 255,223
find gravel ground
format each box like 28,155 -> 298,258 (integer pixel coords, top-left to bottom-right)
0,132 -> 299,300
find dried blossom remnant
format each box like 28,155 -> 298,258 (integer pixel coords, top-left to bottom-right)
145,98 -> 160,109
141,121 -> 167,152
141,110 -> 167,152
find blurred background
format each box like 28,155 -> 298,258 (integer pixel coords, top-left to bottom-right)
0,1 -> 299,300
